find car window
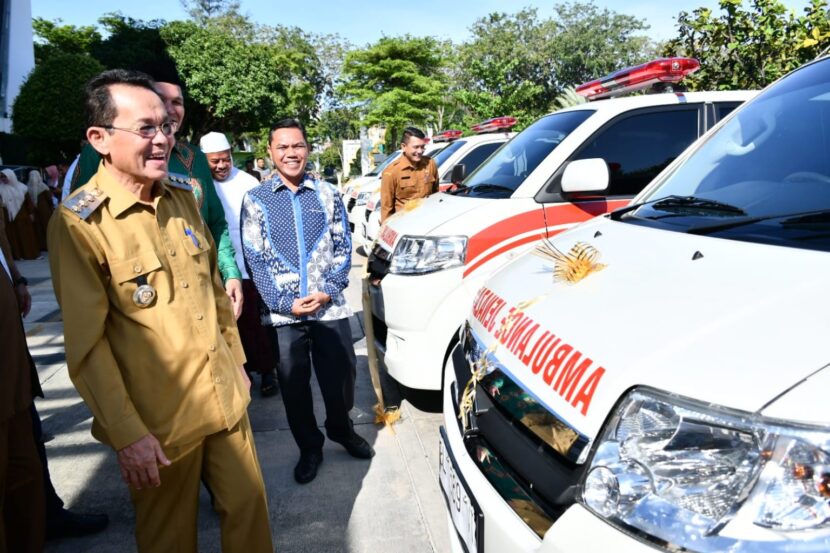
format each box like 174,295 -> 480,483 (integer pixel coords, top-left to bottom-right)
431,140 -> 467,168
572,108 -> 698,196
460,110 -> 594,198
625,58 -> 830,252
368,151 -> 402,176
440,142 -> 503,183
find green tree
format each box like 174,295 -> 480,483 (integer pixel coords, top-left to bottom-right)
339,35 -> 447,146
456,8 -> 551,130
12,53 -> 104,162
547,3 -> 654,90
179,0 -> 241,23
161,18 -> 320,139
32,17 -> 101,65
457,3 -> 652,129
90,14 -> 170,72
663,0 -> 830,90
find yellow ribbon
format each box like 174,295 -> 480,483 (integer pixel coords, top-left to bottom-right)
361,256 -> 402,429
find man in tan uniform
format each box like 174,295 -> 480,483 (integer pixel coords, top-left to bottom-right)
0,214 -> 45,553
47,69 -> 272,552
380,126 -> 439,223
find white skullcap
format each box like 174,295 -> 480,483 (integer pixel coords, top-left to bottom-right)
199,132 -> 231,153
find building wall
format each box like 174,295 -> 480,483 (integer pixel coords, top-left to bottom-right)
1,0 -> 34,133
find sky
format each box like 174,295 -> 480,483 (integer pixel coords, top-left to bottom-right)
31,0 -> 810,46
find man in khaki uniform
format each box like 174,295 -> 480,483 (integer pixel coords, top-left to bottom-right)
47,69 -> 272,552
380,126 -> 439,222
0,213 -> 45,553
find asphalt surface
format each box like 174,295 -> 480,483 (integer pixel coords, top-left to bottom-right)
19,246 -> 451,553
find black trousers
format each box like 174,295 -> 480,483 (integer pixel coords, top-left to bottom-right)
268,318 -> 357,453
29,404 -> 63,523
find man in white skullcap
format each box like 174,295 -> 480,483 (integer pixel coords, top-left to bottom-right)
200,132 -> 279,397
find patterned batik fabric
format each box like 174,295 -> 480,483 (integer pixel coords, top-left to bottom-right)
241,173 -> 353,327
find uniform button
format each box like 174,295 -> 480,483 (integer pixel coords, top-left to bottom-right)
169,249 -> 176,256
181,281 -> 189,288
209,345 -> 216,352
214,376 -> 223,384
195,314 -> 204,320
133,265 -> 142,273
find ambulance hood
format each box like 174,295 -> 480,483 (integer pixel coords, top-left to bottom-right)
470,217 -> 830,441
377,193 -> 493,252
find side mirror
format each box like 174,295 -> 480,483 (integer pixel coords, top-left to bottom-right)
561,158 -> 609,199
451,163 -> 466,185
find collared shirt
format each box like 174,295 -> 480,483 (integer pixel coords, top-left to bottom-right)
380,154 -> 438,222
213,167 -> 260,280
72,141 -> 243,283
241,173 -> 353,327
48,164 -> 248,458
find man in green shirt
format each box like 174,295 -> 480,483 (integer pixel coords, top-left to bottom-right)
70,68 -> 244,316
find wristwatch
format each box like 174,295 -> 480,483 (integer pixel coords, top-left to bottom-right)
14,276 -> 28,286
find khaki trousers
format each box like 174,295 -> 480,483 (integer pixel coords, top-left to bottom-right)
0,408 -> 45,553
130,414 -> 272,553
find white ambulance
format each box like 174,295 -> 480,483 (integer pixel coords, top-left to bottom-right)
355,120 -> 517,251
440,55 -> 830,552
342,150 -> 403,225
368,58 -> 754,392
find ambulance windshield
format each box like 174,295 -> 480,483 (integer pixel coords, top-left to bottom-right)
625,57 -> 830,252
456,110 -> 594,198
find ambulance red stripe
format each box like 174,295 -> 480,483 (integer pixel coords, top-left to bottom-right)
462,199 -> 629,278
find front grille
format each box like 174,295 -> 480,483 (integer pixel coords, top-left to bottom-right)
347,197 -> 356,213
453,324 -> 588,538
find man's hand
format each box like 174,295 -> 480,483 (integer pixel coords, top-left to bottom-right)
225,278 -> 244,320
291,296 -> 321,316
307,291 -> 331,314
117,434 -> 172,490
239,365 -> 251,390
15,283 -> 31,317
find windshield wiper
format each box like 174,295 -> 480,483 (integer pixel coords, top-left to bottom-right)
688,208 -> 830,235
610,195 -> 746,221
454,183 -> 515,196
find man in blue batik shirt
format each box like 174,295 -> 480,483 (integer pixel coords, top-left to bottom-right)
241,118 -> 374,484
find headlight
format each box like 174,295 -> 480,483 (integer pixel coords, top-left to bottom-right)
580,388 -> 830,552
356,191 -> 371,205
389,235 -> 467,274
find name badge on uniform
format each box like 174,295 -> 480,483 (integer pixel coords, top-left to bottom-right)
132,275 -> 157,308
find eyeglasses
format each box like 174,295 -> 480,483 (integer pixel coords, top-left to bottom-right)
272,143 -> 308,156
104,122 -> 174,139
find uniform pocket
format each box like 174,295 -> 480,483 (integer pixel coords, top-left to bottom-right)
110,251 -> 163,284
109,251 -> 164,310
182,229 -> 209,257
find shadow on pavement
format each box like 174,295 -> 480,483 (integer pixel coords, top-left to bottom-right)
42,318 -> 379,552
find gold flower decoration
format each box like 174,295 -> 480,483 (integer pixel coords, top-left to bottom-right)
534,239 -> 606,284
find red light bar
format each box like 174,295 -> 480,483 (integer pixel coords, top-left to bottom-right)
432,129 -> 463,143
471,116 -> 517,133
575,57 -> 700,100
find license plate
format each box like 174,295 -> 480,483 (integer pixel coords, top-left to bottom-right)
439,426 -> 483,553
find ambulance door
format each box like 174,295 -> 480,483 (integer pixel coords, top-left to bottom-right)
535,105 -> 703,235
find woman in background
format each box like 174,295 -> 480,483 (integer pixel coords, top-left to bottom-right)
27,170 -> 53,251
0,169 -> 39,259
44,165 -> 60,206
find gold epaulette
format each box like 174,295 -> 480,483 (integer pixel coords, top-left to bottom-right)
167,172 -> 194,191
62,186 -> 106,220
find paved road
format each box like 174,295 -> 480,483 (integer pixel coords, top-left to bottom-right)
18,246 -> 451,552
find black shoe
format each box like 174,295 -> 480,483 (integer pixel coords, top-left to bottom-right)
260,371 -> 279,398
294,451 -> 323,484
46,509 -> 109,540
331,432 -> 375,459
